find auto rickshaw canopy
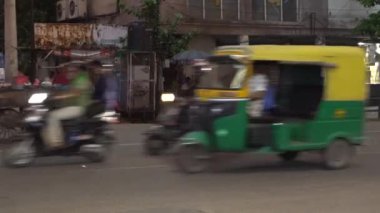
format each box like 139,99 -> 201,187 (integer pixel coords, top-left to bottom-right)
198,45 -> 366,101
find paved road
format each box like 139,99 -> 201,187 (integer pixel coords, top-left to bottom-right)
1,122 -> 380,213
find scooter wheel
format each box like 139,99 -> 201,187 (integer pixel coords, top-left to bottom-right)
85,153 -> 106,163
81,142 -> 109,163
83,149 -> 106,163
143,136 -> 165,156
2,139 -> 35,168
174,143 -> 211,174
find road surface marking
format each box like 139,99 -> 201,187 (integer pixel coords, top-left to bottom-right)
117,143 -> 141,147
366,130 -> 380,134
359,151 -> 380,155
90,164 -> 168,172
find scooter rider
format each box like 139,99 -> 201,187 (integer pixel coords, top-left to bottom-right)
42,64 -> 92,150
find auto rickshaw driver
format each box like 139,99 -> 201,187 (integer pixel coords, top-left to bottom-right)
248,62 -> 279,118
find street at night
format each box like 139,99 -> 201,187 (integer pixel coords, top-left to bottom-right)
1,122 -> 380,213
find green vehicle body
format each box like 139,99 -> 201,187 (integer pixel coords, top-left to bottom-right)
179,45 -> 366,156
181,100 -> 364,154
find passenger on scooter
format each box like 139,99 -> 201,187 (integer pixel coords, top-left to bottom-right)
42,64 -> 92,150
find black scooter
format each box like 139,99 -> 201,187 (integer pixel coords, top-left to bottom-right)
144,96 -> 191,156
144,71 -> 202,156
1,94 -> 114,168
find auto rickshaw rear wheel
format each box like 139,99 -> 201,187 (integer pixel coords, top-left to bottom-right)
323,139 -> 355,170
278,151 -> 299,162
174,143 -> 211,174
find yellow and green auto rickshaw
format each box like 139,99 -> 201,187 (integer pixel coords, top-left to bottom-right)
173,45 -> 366,173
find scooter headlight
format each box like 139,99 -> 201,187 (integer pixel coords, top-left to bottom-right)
28,93 -> 48,104
161,93 -> 175,102
24,115 -> 42,123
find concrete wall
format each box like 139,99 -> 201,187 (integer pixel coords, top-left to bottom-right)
160,0 -> 187,22
187,35 -> 216,52
299,0 -> 329,29
88,0 -> 118,17
88,0 -> 139,25
328,0 -> 380,29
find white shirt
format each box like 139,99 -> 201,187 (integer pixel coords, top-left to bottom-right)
248,74 -> 269,117
249,74 -> 269,93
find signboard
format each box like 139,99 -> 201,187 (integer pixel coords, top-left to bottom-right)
52,49 -> 115,59
34,23 -> 128,49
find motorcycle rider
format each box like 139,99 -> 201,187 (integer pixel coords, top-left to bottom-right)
42,63 -> 92,150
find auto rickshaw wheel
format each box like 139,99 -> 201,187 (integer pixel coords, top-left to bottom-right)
175,143 -> 211,174
323,139 -> 355,170
278,151 -> 299,162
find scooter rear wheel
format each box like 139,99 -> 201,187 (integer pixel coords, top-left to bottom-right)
81,144 -> 107,163
144,136 -> 165,156
81,135 -> 112,163
174,143 -> 211,174
2,139 -> 36,168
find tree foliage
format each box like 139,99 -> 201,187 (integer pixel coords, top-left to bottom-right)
119,0 -> 193,59
356,0 -> 380,38
356,12 -> 380,37
357,0 -> 379,7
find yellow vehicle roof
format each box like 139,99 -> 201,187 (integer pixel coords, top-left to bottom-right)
214,45 -> 366,101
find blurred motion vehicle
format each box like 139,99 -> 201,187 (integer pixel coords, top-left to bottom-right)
144,94 -> 191,155
173,45 -> 366,173
144,63 -> 206,156
2,86 -> 114,168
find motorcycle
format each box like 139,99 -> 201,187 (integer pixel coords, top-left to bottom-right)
1,91 -> 114,168
143,93 -> 191,156
144,63 -> 206,156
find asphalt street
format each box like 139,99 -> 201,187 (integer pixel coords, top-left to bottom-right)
1,122 -> 380,213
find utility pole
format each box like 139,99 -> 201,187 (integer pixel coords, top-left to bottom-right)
31,0 -> 36,80
153,0 -> 161,52
154,0 -> 161,116
4,0 -> 18,83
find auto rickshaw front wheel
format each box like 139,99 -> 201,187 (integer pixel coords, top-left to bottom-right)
174,143 -> 211,174
323,139 -> 355,170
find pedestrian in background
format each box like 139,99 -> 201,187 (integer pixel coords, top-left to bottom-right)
14,71 -> 30,89
89,60 -> 106,104
104,70 -> 118,111
52,66 -> 69,86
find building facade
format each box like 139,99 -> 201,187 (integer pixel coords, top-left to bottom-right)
328,0 -> 380,29
65,0 -> 379,52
